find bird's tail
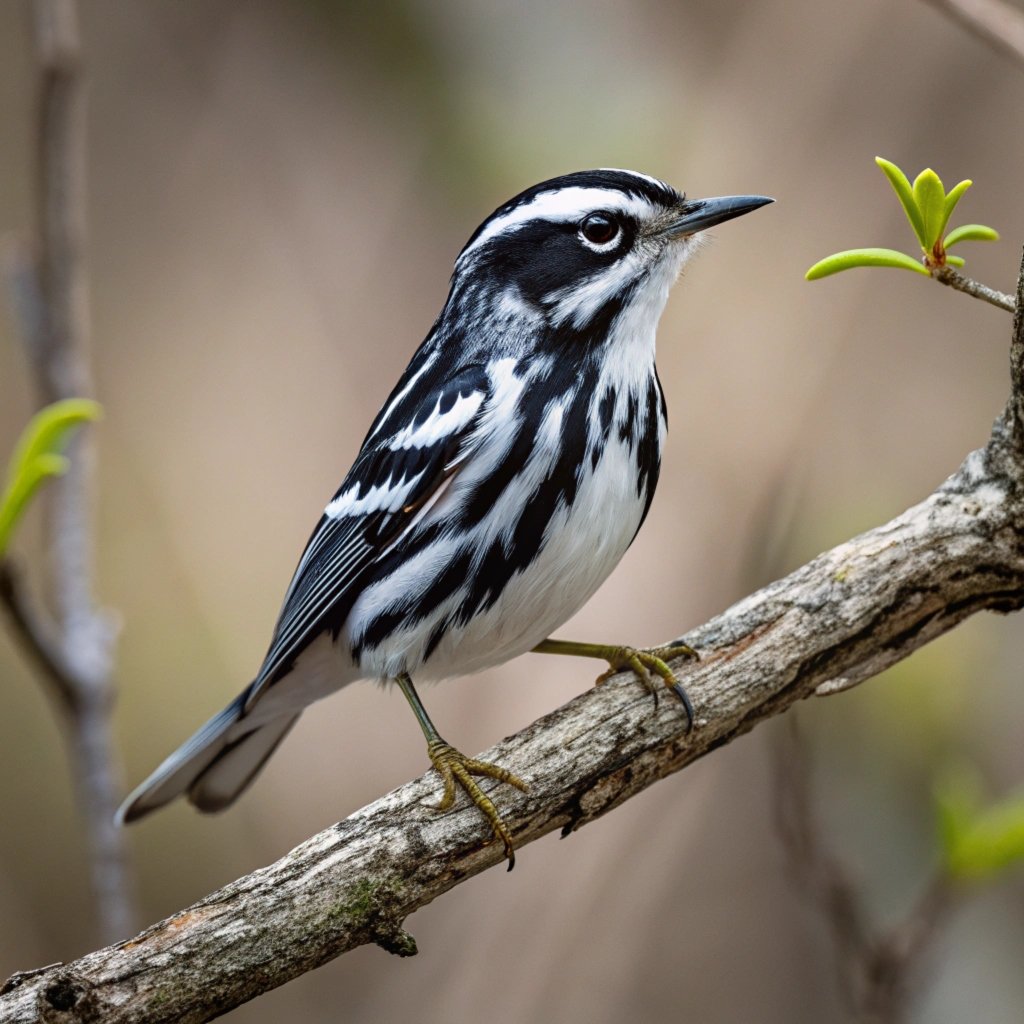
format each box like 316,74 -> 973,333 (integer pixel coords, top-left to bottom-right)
116,685 -> 299,824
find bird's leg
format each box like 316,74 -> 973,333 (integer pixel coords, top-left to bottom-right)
532,638 -> 698,730
395,672 -> 528,870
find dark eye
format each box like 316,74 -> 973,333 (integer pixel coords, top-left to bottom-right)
580,212 -> 620,246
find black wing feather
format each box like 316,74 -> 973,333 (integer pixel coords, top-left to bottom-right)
247,363 -> 489,700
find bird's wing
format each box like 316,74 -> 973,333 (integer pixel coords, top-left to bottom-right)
247,363 -> 489,703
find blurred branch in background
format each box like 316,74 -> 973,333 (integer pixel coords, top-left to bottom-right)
0,0 -> 134,943
922,0 -> 1024,66
0,398 -> 102,708
747,403 -> 957,1024
772,716 -> 955,1024
789,143 -> 1024,1017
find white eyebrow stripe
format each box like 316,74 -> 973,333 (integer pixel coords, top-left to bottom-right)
458,187 -> 660,264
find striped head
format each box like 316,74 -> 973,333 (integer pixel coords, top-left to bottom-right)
449,169 -> 771,344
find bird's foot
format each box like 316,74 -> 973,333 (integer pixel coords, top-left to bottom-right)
595,644 -> 698,725
425,740 -> 528,870
534,638 -> 698,730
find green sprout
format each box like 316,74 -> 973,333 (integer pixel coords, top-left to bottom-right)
0,398 -> 102,558
935,768 -> 1024,883
806,157 -> 999,281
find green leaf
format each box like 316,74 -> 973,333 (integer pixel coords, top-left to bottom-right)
806,247 -> 929,280
875,157 -> 927,247
946,254 -> 966,267
936,771 -> 1024,882
0,398 -> 102,557
939,179 -> 972,239
944,223 -> 1000,248
912,168 -> 947,249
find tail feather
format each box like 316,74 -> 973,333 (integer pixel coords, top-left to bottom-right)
116,686 -> 297,824
187,714 -> 298,812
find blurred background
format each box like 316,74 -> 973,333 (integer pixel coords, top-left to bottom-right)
2,1 -> 1023,1021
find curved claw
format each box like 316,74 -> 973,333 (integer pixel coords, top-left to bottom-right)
646,645 -> 698,732
670,682 -> 695,733
598,644 -> 698,731
425,740 -> 528,870
534,637 -> 698,731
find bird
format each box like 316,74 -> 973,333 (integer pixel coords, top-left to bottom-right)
117,169 -> 772,868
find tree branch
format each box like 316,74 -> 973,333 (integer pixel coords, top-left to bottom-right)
922,0 -> 1024,68
1010,245 -> 1024,440
0,560 -> 81,714
1,0 -> 134,944
932,265 -> 1016,313
1,392 -> 1022,1022
861,877 -> 955,1024
772,717 -> 870,1009
772,717 -> 957,1023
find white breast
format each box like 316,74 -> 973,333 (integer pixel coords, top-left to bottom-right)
413,427 -> 650,680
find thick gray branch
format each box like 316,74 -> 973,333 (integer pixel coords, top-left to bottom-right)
2,408 -> 1022,1023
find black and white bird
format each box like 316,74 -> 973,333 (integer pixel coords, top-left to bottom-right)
118,169 -> 771,866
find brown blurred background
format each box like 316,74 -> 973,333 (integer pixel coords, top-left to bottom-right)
2,1 -> 1023,1021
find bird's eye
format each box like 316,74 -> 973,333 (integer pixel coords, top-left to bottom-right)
580,213 -> 620,246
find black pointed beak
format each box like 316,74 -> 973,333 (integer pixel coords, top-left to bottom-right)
663,194 -> 773,237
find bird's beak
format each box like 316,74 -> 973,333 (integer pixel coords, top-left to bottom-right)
662,194 -> 773,238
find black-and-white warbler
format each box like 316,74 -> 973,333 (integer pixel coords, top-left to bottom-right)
118,169 -> 771,867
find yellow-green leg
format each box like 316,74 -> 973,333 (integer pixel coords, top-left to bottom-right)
532,638 -> 699,730
396,672 -> 528,870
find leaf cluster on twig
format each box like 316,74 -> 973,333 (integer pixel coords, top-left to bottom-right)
805,157 -> 1009,312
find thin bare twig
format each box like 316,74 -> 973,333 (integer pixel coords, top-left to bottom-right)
932,265 -> 1016,312
772,717 -> 958,1024
772,717 -> 869,1007
0,561 -> 80,714
861,878 -> 955,1024
2,0 -> 135,944
922,0 -> 1024,68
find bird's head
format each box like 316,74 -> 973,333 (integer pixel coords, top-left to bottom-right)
450,169 -> 771,338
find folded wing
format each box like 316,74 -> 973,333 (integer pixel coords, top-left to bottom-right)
247,362 -> 490,702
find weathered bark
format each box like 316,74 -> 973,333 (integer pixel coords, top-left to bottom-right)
1,392 -> 1022,1022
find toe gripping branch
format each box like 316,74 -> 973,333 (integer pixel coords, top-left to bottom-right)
398,634 -> 699,872
534,638 -> 700,732
426,740 -> 528,870
397,672 -> 528,870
